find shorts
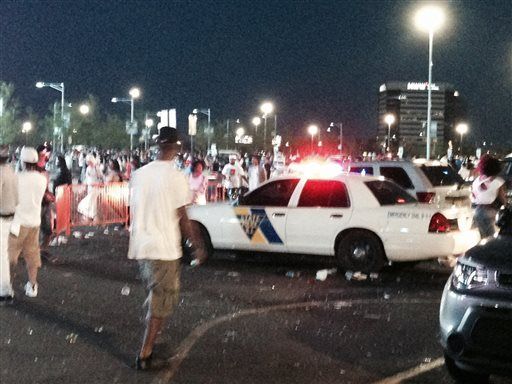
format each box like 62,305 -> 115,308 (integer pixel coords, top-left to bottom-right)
139,259 -> 181,319
8,226 -> 41,270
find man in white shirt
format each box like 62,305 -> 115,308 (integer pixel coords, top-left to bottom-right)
8,147 -> 47,298
247,154 -> 267,191
221,154 -> 246,201
128,126 -> 207,370
0,145 -> 17,303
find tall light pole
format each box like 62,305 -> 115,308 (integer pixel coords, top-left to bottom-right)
328,122 -> 343,157
111,87 -> 140,151
22,121 -> 32,144
36,81 -> 64,152
260,101 -> 274,152
456,123 -> 468,154
415,5 -> 445,159
384,114 -> 395,153
193,108 -> 211,153
145,117 -> 154,151
307,125 -> 318,153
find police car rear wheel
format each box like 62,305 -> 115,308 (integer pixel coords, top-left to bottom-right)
336,230 -> 385,273
190,221 -> 213,260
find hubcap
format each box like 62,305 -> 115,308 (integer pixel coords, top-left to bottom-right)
352,243 -> 370,260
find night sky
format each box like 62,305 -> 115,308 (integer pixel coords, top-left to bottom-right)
1,0 -> 511,146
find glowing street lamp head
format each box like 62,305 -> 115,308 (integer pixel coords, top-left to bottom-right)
415,5 -> 445,33
384,114 -> 395,126
260,101 -> 274,116
145,118 -> 154,128
236,127 -> 245,137
22,121 -> 32,133
79,104 -> 90,115
308,125 -> 318,136
35,82 -> 45,88
456,123 -> 468,135
129,87 -> 140,99
252,116 -> 261,127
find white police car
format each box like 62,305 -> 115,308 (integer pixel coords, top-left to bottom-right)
187,174 -> 480,272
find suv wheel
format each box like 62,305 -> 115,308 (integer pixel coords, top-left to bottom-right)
444,353 -> 489,384
336,230 -> 386,273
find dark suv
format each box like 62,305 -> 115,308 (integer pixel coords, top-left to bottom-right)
501,156 -> 512,204
439,206 -> 512,383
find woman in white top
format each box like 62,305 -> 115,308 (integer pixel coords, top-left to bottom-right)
471,155 -> 507,238
189,160 -> 208,205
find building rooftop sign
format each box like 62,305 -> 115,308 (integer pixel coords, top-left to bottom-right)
407,82 -> 440,91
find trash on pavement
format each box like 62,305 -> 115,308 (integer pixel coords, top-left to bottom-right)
383,293 -> 391,300
352,271 -> 367,281
103,228 -> 109,235
369,273 -> 379,280
121,285 -> 130,296
227,271 -> 240,278
72,231 -> 82,239
316,268 -> 337,281
285,271 -> 301,278
66,333 -> 78,344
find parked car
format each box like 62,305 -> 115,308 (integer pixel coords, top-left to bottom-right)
337,159 -> 471,210
439,206 -> 512,383
500,155 -> 512,204
187,173 -> 480,272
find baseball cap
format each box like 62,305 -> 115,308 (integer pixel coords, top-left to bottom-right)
156,126 -> 179,144
20,147 -> 39,164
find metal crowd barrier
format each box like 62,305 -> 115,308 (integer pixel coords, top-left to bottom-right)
54,180 -> 227,235
55,182 -> 129,236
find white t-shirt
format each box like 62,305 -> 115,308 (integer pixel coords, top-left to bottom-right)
248,166 -> 261,191
12,171 -> 47,228
222,162 -> 244,189
128,161 -> 191,261
471,175 -> 505,205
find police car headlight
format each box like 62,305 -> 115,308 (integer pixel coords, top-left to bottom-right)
451,262 -> 489,290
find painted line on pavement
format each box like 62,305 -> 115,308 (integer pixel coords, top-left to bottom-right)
152,298 -> 439,384
371,357 -> 445,384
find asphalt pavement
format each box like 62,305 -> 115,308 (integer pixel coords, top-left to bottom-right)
1,227 -> 511,384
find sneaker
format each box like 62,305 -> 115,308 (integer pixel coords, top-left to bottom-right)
24,282 -> 38,298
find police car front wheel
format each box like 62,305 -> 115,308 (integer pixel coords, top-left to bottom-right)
335,230 -> 386,273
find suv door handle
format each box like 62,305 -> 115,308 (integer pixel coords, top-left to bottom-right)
273,213 -> 285,218
330,214 -> 343,219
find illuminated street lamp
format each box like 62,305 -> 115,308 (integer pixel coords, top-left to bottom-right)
260,101 -> 274,150
414,5 -> 445,159
456,123 -> 468,153
252,116 -> 261,132
111,87 -> 140,151
384,114 -> 395,152
79,104 -> 90,115
36,81 -> 65,151
308,124 -> 318,152
22,121 -> 32,144
328,122 -> 343,156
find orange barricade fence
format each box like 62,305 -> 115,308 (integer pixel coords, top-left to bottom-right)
55,180 -> 228,236
55,182 -> 130,236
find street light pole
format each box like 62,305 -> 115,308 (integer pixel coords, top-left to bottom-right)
415,5 -> 445,160
36,81 -> 65,152
328,122 -> 343,156
426,29 -> 434,160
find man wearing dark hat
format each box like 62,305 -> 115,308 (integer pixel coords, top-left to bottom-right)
127,127 -> 207,370
0,145 -> 17,302
8,147 -> 47,298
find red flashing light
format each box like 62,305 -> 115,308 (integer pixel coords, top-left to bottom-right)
429,213 -> 450,233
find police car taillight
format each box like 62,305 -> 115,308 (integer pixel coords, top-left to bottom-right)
417,192 -> 436,203
429,213 -> 450,233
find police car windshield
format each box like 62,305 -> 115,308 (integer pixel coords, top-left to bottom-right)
420,165 -> 463,186
365,180 -> 417,206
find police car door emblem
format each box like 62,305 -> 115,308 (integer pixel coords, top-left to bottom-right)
235,207 -> 283,244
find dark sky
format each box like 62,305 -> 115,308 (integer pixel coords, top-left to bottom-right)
1,0 -> 511,145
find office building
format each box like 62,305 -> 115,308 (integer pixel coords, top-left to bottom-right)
377,81 -> 466,158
